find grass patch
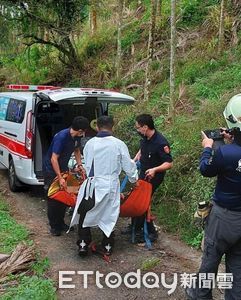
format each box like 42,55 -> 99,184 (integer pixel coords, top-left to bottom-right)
1,275 -> 56,300
192,63 -> 241,100
140,257 -> 161,271
178,0 -> 220,27
153,197 -> 203,248
0,196 -> 56,299
0,207 -> 29,254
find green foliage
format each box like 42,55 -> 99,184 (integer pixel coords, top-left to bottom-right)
96,61 -> 113,81
123,69 -> 146,87
0,199 -> 8,211
0,197 -> 56,299
31,257 -> 50,276
3,0 -> 88,36
178,56 -> 228,85
121,26 -> 143,52
1,275 -> 56,300
68,78 -> 84,87
1,0 -> 91,70
0,45 -> 52,84
77,26 -> 115,60
153,197 -> 202,246
149,83 -> 170,109
0,13 -> 16,51
175,48 -> 241,105
203,4 -> 233,34
192,63 -> 241,100
85,39 -> 106,58
151,61 -> 161,72
188,231 -> 204,249
0,205 -> 29,254
179,0 -> 220,27
113,108 -> 140,157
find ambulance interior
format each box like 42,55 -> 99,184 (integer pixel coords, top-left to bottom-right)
34,98 -> 103,179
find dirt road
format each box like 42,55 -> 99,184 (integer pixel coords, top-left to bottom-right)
0,169 -> 205,300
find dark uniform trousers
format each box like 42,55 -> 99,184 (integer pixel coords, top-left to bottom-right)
77,189 -> 114,247
132,172 -> 164,233
44,172 -> 68,231
77,192 -> 95,244
196,202 -> 241,300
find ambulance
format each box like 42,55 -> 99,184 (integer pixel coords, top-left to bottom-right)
0,85 -> 135,191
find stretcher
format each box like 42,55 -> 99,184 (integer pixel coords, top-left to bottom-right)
120,163 -> 153,249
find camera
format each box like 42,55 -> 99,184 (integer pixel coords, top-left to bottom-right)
203,129 -> 224,141
203,128 -> 225,150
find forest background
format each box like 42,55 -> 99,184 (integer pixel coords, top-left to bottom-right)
1,0 -> 241,248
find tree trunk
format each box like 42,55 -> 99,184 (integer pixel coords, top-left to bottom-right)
116,0 -> 124,83
218,0 -> 225,54
90,5 -> 97,35
143,0 -> 157,102
62,36 -> 80,68
156,0 -> 162,23
169,0 -> 176,120
231,0 -> 241,45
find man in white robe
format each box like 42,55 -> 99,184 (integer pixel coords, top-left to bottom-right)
69,116 -> 138,256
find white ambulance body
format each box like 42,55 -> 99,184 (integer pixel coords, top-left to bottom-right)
0,85 -> 135,191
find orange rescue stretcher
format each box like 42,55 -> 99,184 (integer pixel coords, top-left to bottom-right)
120,170 -> 153,249
48,171 -> 85,207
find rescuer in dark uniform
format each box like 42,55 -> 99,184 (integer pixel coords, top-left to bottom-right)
186,127 -> 241,300
43,116 -> 89,236
127,114 -> 173,242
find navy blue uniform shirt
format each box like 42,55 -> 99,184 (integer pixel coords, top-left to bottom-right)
139,131 -> 172,182
43,128 -> 81,176
200,142 -> 241,210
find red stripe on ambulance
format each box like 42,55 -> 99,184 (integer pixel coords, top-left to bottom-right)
0,134 -> 29,158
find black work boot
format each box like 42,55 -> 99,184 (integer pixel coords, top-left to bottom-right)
50,228 -> 61,236
101,232 -> 115,256
77,226 -> 91,257
61,223 -> 74,232
77,239 -> 90,257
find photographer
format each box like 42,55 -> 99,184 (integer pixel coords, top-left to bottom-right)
186,126 -> 241,300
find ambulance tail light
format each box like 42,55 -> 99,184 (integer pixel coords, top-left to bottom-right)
25,111 -> 33,158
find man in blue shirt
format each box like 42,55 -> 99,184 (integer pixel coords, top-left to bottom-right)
186,128 -> 241,300
43,116 -> 89,236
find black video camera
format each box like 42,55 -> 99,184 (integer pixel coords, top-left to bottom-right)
204,127 -> 240,139
203,127 -> 241,148
203,129 -> 224,141
203,128 -> 225,150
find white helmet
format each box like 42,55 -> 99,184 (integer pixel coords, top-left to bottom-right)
223,94 -> 241,129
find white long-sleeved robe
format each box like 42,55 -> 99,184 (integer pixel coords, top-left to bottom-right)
69,135 -> 138,237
